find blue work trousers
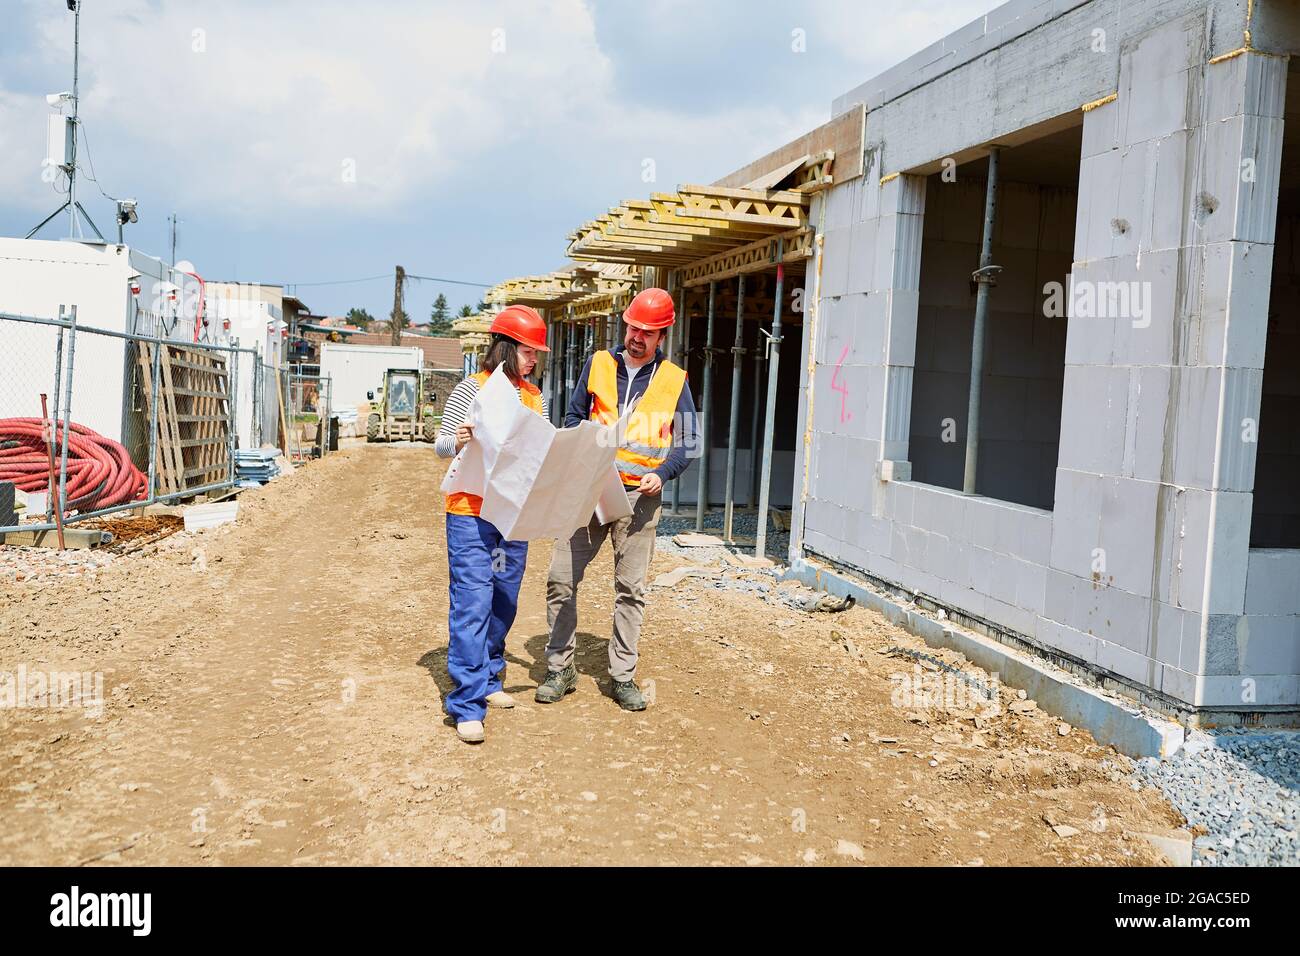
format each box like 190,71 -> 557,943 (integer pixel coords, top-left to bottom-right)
445,513 -> 528,722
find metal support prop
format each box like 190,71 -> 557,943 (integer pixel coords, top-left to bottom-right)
556,314 -> 566,421
553,321 -> 563,416
755,244 -> 785,558
694,281 -> 716,531
963,146 -> 1001,496
564,311 -> 576,415
541,311 -> 554,422
555,314 -> 565,425
722,274 -> 746,541
670,277 -> 686,515
749,320 -> 765,507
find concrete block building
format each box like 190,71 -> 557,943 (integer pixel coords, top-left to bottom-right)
790,0 -> 1300,724
487,0 -> 1298,727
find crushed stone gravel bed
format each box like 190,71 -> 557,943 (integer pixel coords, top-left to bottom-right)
1132,729 -> 1300,866
655,509 -> 790,562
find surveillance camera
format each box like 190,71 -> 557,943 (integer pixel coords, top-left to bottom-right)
45,91 -> 73,107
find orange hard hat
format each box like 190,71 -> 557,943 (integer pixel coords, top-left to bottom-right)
489,304 -> 550,351
623,287 -> 675,330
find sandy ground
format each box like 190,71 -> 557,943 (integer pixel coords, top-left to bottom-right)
0,443 -> 1183,866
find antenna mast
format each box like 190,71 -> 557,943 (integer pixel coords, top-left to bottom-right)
26,1 -> 105,242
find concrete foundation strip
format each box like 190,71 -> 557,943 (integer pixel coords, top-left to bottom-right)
786,556 -> 1186,760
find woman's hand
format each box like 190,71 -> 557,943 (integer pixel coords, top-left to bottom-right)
455,423 -> 474,451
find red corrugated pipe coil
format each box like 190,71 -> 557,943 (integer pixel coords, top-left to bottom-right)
0,418 -> 147,514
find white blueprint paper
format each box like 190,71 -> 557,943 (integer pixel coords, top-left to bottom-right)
440,366 -> 633,540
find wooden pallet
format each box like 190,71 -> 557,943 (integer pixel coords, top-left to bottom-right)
136,343 -> 232,496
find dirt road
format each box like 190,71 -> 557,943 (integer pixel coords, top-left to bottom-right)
0,444 -> 1182,865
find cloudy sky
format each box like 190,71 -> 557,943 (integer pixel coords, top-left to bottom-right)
0,0 -> 996,320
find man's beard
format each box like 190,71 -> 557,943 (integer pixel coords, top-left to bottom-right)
626,340 -> 646,357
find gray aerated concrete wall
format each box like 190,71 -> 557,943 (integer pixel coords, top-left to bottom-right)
793,0 -> 1300,722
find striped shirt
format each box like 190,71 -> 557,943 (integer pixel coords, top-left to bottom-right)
435,376 -> 549,459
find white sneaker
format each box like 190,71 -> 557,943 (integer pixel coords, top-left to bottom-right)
486,691 -> 516,709
456,720 -> 485,743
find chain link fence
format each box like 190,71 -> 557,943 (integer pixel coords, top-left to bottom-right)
287,366 -> 334,463
0,308 -> 266,535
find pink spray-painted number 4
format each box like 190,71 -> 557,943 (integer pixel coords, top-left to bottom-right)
831,343 -> 852,423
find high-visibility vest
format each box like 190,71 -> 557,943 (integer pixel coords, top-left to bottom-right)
446,370 -> 546,517
588,350 -> 686,487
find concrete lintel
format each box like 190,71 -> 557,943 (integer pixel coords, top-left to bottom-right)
785,555 -> 1187,759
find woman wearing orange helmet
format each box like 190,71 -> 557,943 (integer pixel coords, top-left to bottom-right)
434,304 -> 549,744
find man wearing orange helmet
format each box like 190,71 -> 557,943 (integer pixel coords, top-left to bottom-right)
536,287 -> 698,712
435,304 -> 549,743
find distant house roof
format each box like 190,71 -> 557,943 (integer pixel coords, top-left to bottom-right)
344,331 -> 462,369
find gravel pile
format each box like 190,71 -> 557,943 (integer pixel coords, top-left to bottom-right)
1132,729 -> 1300,866
655,509 -> 790,561
0,544 -> 116,584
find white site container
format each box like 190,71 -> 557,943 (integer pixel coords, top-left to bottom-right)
320,342 -> 424,411
0,237 -> 268,459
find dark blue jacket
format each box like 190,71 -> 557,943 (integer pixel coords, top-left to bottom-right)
565,346 -> 698,483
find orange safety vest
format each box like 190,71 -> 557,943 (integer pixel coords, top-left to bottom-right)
588,350 -> 687,487
446,371 -> 546,517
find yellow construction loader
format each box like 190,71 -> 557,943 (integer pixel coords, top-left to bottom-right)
365,368 -> 437,442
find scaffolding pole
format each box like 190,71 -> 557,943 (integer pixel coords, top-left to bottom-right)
963,146 -> 1002,496
749,318 -> 765,507
722,274 -> 746,541
564,312 -> 575,415
755,243 -> 785,558
543,310 -> 558,424
694,281 -> 717,530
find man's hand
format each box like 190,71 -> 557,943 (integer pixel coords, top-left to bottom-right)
455,423 -> 474,452
639,473 -> 663,496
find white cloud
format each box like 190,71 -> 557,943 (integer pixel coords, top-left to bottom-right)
1,0 -> 1008,282
809,0 -> 1001,71
36,1 -> 618,216
2,0 -> 824,226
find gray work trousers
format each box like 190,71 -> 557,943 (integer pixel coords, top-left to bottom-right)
544,489 -> 662,682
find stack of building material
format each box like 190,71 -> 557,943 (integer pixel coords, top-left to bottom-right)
335,407 -> 359,438
234,448 -> 281,487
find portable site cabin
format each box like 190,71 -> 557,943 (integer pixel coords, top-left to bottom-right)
0,237 -> 272,463
319,342 -> 426,411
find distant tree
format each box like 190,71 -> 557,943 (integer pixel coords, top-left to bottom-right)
428,294 -> 454,336
458,304 -> 474,317
345,307 -> 374,330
